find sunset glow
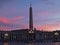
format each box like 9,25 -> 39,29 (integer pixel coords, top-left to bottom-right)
0,0 -> 60,31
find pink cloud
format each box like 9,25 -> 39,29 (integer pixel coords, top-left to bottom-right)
34,24 -> 60,31
0,16 -> 9,24
37,11 -> 49,16
0,16 -> 24,24
36,9 -> 60,17
11,16 -> 24,21
0,16 -> 25,31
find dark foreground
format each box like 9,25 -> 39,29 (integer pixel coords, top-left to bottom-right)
0,42 -> 60,45
0,29 -> 60,43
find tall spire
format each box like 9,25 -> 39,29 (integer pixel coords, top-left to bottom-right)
30,2 -> 31,7
29,2 -> 33,31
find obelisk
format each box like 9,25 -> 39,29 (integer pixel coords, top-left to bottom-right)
28,3 -> 35,40
29,3 -> 34,33
29,3 -> 33,31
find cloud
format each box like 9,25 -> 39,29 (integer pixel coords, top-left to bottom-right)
36,11 -> 49,17
0,16 -> 25,31
11,16 -> 24,21
0,22 -> 28,31
0,16 -> 9,24
0,16 -> 24,23
37,9 -> 60,18
34,24 -> 60,31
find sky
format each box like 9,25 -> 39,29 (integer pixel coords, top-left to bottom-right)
0,0 -> 60,31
